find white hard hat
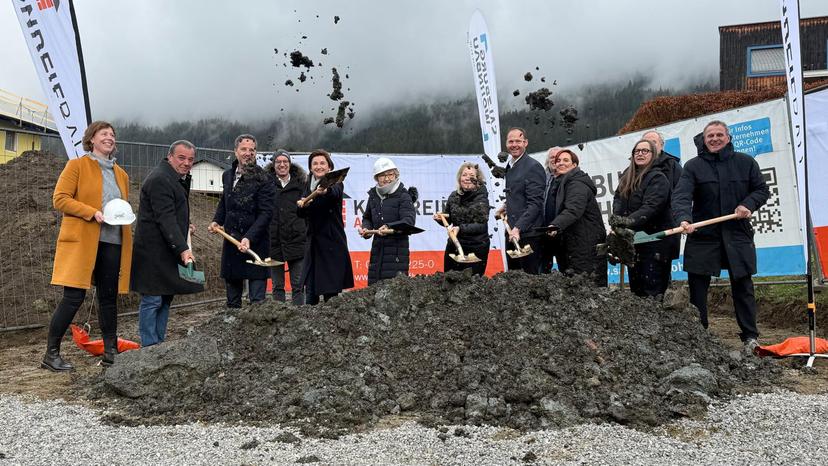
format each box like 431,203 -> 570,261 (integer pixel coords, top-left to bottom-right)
102,198 -> 136,225
373,157 -> 397,177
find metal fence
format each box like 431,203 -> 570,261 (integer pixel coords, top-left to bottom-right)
0,133 -> 235,331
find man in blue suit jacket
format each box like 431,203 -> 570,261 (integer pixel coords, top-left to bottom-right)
500,127 -> 546,274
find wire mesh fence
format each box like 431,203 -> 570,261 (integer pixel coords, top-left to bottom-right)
0,133 -> 233,331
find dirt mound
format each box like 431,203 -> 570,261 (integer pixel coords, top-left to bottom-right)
92,271 -> 781,436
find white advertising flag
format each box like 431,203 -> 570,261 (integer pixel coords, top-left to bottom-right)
14,0 -> 90,159
468,10 -> 508,265
780,0 -> 808,258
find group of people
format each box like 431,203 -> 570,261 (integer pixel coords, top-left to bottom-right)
41,119 -> 769,371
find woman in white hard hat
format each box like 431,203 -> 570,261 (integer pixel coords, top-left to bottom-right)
358,157 -> 417,285
42,121 -> 134,371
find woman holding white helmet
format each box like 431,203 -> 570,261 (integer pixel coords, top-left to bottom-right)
42,121 -> 134,371
358,157 -> 417,285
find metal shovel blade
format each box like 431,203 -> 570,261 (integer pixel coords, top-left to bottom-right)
178,262 -> 206,285
245,256 -> 284,267
506,245 -> 533,259
449,252 -> 481,264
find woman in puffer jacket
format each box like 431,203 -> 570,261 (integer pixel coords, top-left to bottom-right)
434,162 -> 490,275
358,157 -> 417,285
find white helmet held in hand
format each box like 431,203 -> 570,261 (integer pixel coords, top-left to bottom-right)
102,198 -> 136,225
373,157 -> 397,177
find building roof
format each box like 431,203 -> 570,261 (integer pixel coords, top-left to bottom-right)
619,80 -> 828,135
0,89 -> 58,133
719,15 -> 828,32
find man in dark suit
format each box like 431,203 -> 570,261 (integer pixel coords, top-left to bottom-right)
672,121 -> 769,351
499,127 -> 546,273
208,134 -> 276,308
131,140 -> 204,346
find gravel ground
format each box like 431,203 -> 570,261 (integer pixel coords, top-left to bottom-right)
1,390 -> 826,465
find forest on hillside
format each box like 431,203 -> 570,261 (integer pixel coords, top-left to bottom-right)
114,77 -> 715,153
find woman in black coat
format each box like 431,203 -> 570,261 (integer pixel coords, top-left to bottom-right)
434,162 -> 490,275
546,150 -> 607,286
612,139 -> 673,298
358,157 -> 417,285
267,150 -> 308,305
297,150 -> 354,304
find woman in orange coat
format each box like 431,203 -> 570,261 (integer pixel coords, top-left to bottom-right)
42,121 -> 133,371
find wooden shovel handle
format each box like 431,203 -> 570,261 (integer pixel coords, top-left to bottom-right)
666,213 -> 739,237
436,213 -> 466,255
297,188 -> 322,208
211,226 -> 265,262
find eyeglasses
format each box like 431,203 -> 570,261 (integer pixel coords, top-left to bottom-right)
377,173 -> 396,180
632,148 -> 651,155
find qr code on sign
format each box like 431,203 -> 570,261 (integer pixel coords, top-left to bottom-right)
751,167 -> 782,234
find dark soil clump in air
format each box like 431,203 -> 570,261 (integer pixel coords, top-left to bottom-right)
335,101 -> 350,127
329,67 -> 344,101
524,72 -> 533,82
321,48 -> 328,55
560,106 -> 579,126
289,51 -> 315,69
513,90 -> 520,97
525,88 -> 554,111
95,272 -> 781,437
323,117 -> 335,125
285,79 -> 294,87
298,72 -> 307,83
334,15 -> 340,24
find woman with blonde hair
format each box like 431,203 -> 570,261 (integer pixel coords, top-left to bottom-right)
433,162 -> 490,275
43,121 -> 133,371
612,139 -> 673,298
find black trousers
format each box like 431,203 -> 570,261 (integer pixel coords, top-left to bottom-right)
537,235 -> 559,274
225,279 -> 267,308
505,235 -> 541,275
688,272 -> 759,341
48,242 -> 121,344
629,257 -> 672,299
444,243 -> 489,276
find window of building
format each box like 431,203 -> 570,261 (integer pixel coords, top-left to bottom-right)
747,45 -> 785,77
4,131 -> 16,152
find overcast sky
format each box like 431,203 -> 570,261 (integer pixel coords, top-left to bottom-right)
2,0 -> 827,125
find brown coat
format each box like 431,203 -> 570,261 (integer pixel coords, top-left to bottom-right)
51,155 -> 133,293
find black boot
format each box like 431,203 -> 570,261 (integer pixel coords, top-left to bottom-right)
101,335 -> 117,367
41,337 -> 74,372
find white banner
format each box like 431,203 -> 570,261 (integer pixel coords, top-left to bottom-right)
780,0 -> 808,260
805,87 -> 828,279
326,153 -> 504,288
14,0 -> 89,159
530,98 -> 806,282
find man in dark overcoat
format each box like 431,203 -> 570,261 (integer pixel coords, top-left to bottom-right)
267,149 -> 307,305
131,140 -> 204,346
672,120 -> 769,349
209,134 -> 276,308
500,127 -> 546,274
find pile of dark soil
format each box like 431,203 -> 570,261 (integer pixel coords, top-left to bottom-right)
97,271 -> 781,436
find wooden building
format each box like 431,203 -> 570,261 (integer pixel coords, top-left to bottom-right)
0,89 -> 58,164
719,16 -> 828,91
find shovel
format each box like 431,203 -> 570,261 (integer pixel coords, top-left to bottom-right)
496,213 -> 533,259
177,231 -> 206,285
211,226 -> 284,267
597,213 -> 740,260
436,213 -> 481,263
297,167 -> 350,208
362,222 -> 425,236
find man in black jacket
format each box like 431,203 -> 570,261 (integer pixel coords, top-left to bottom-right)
209,134 -> 276,308
131,140 -> 204,346
672,121 -> 769,350
267,150 -> 307,305
500,127 -> 546,273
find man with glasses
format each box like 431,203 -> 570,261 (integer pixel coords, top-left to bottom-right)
672,120 -> 769,352
499,127 -> 546,274
209,134 -> 276,307
267,149 -> 307,305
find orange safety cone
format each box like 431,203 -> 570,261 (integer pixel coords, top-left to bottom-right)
70,324 -> 140,356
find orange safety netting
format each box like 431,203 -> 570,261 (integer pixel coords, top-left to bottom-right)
70,324 -> 140,356
754,336 -> 828,358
